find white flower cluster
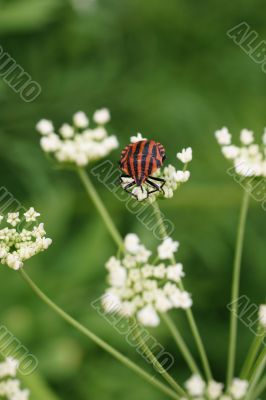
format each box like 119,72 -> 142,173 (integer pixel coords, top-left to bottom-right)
102,234 -> 192,327
0,357 -> 30,400
184,375 -> 248,400
0,208 -> 52,270
121,133 -> 192,201
259,304 -> 266,328
37,109 -> 119,167
215,127 -> 266,177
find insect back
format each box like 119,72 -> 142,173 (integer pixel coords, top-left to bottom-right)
119,139 -> 166,200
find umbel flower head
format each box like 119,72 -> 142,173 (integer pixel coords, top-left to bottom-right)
0,208 -> 52,270
36,109 -> 119,167
215,126 -> 266,177
120,133 -> 192,202
102,234 -> 192,327
0,357 -> 30,399
184,374 -> 248,400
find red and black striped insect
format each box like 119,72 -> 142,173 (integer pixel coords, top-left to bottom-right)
119,140 -> 166,199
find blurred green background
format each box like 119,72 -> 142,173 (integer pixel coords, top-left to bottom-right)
0,0 -> 266,398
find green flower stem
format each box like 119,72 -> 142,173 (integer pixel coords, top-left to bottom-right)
19,269 -> 181,400
152,201 -> 212,381
227,189 -> 250,388
246,346 -> 266,400
77,167 -> 196,381
250,374 -> 266,400
77,168 -> 123,249
240,326 -> 265,379
161,313 -> 201,376
19,371 -> 61,400
131,322 -> 185,398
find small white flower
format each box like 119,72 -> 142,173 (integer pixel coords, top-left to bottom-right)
24,207 -> 40,222
262,128 -> 266,145
120,301 -> 136,317
106,256 -> 122,271
221,145 -> 240,159
207,380 -> 223,399
153,264 -> 165,278
240,129 -> 254,145
6,253 -> 23,270
109,266 -> 127,288
59,123 -> 74,138
73,111 -> 89,128
177,147 -> 192,163
102,292 -> 121,313
122,254 -> 137,269
0,358 -> 30,399
175,170 -> 190,182
155,292 -> 172,312
135,245 -> 151,263
104,135 -> 119,151
7,213 -> 20,227
229,378 -> 248,399
158,237 -> 179,260
74,152 -> 88,166
132,186 -> 148,201
185,374 -> 206,397
87,127 -> 107,140
93,108 -> 111,125
32,223 -> 46,238
215,127 -> 231,145
128,268 -> 141,282
137,305 -> 160,327
0,244 -> 8,258
36,119 -> 54,135
124,234 -> 140,254
141,265 -> 154,278
130,132 -> 147,143
166,263 -> 184,282
259,304 -> 266,328
40,133 -> 61,153
0,356 -> 18,378
170,290 -> 192,309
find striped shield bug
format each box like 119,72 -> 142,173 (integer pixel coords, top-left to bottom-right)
119,139 -> 166,199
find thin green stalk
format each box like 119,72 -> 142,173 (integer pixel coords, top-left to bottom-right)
161,313 -> 201,376
77,166 -> 198,381
19,269 -> 180,400
251,375 -> 266,400
227,189 -> 250,387
240,326 -> 265,379
77,168 -> 123,249
19,372 -> 61,400
131,322 -> 185,398
152,201 -> 212,381
246,346 -> 266,400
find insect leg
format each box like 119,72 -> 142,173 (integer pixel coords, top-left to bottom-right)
146,179 -> 161,196
148,176 -> 166,192
123,181 -> 138,199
